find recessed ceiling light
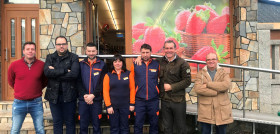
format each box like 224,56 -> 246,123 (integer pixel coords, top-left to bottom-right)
106,0 -> 118,30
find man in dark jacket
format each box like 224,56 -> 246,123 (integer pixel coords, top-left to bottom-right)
44,36 -> 80,134
135,40 -> 191,134
78,43 -> 107,134
159,40 -> 191,134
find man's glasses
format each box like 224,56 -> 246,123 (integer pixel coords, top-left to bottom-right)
56,43 -> 67,46
206,58 -> 217,62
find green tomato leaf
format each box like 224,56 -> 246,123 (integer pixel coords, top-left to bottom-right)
138,35 -> 144,40
204,2 -> 216,10
196,9 -> 210,23
179,43 -> 187,47
220,51 -> 229,57
219,58 -> 226,63
176,33 -> 181,42
226,23 -> 230,33
217,45 -> 224,54
145,17 -> 154,26
211,39 -> 218,50
132,38 -> 136,44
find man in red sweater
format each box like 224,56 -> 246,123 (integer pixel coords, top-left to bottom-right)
8,42 -> 47,134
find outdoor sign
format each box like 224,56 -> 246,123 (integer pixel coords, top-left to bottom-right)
132,0 -> 230,72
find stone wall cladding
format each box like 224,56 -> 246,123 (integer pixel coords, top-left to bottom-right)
39,0 -> 85,61
230,0 -> 259,111
186,0 -> 260,112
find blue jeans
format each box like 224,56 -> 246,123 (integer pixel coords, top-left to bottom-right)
11,97 -> 44,134
49,95 -> 76,134
201,122 -> 227,134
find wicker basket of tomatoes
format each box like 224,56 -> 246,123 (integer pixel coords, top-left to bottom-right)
177,30 -> 230,57
175,3 -> 230,58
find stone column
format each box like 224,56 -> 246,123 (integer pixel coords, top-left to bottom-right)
39,0 -> 85,60
231,0 -> 260,112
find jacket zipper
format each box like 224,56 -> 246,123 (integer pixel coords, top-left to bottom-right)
89,64 -> 92,94
146,64 -> 148,100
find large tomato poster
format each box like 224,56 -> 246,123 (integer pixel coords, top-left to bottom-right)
132,0 -> 230,71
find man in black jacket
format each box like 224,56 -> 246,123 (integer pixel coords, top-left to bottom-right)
44,36 -> 80,134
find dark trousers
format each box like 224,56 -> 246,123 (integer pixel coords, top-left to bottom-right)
201,122 -> 227,134
49,95 -> 76,134
108,107 -> 130,134
161,100 -> 187,134
134,99 -> 159,134
79,100 -> 102,134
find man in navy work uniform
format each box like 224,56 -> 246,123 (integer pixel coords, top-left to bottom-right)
135,40 -> 191,134
77,42 -> 107,134
131,44 -> 160,134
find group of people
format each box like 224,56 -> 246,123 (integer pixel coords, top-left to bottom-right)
8,35 -> 233,134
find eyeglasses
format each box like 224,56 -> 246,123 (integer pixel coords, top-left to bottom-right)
55,43 -> 67,46
206,58 -> 217,62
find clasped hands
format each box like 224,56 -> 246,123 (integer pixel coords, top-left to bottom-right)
107,106 -> 135,114
84,94 -> 95,105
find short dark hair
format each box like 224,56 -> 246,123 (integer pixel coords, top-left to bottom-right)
140,44 -> 152,52
163,40 -> 176,48
109,54 -> 127,72
55,36 -> 67,44
86,42 -> 98,50
23,41 -> 36,50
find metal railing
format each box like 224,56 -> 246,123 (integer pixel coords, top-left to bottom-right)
80,54 -> 280,118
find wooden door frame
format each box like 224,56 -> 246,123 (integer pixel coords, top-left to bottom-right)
86,0 -> 94,43
1,3 -> 39,100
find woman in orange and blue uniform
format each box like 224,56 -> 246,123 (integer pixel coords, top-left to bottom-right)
103,54 -> 135,134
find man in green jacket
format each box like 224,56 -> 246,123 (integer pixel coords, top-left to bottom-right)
158,40 -> 191,134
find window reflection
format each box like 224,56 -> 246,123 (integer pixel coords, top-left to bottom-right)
5,0 -> 39,4
22,19 -> 25,56
11,19 -> 15,57
32,19 -> 36,43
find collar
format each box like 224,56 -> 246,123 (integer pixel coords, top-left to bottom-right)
164,54 -> 177,62
143,59 -> 153,65
82,57 -> 100,66
23,57 -> 36,65
112,70 -> 124,74
202,65 -> 221,71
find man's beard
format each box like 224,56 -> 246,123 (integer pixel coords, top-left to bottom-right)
142,57 -> 150,62
88,56 -> 96,60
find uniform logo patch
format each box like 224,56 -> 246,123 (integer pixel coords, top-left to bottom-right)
149,69 -> 157,72
123,77 -> 129,80
94,72 -> 99,76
